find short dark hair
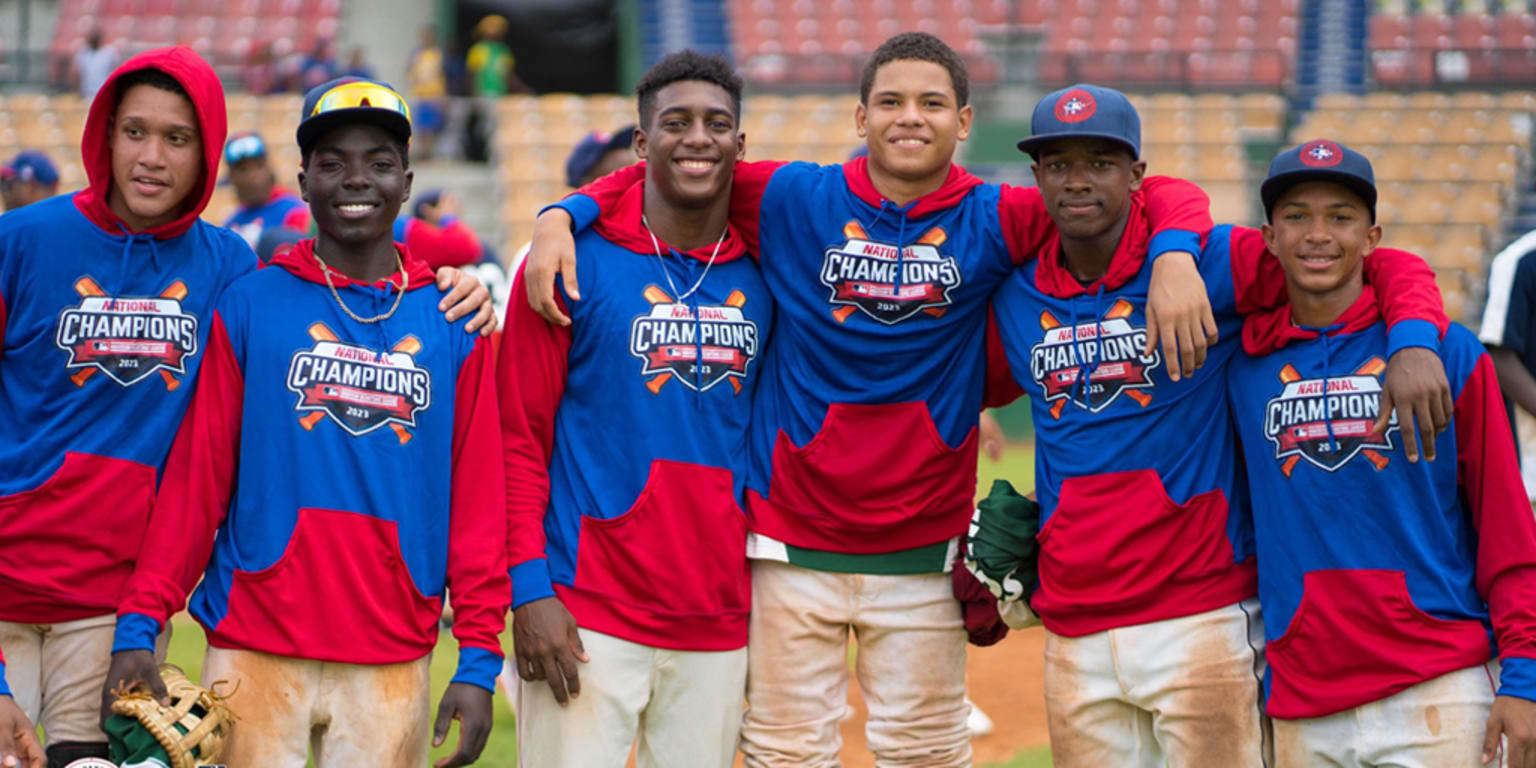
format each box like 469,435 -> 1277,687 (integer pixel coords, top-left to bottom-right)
860,32 -> 970,107
115,68 -> 191,106
634,51 -> 744,128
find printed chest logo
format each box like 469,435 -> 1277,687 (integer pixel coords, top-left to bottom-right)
820,220 -> 960,324
1264,357 -> 1398,476
630,285 -> 758,394
55,276 -> 198,390
286,322 -> 431,443
1029,299 -> 1160,418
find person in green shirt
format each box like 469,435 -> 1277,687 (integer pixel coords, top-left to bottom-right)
467,14 -> 528,96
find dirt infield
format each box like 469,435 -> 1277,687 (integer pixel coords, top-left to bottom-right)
834,627 -> 1051,767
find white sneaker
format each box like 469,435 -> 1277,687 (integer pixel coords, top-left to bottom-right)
966,697 -> 994,737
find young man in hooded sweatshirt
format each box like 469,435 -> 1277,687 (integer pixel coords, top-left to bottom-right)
0,50 -> 494,766
1226,141 -> 1536,767
977,89 -> 1451,768
521,33 -> 1217,767
501,50 -> 771,768
105,77 -> 507,767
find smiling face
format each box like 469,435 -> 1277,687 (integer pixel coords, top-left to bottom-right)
299,123 -> 412,246
1262,179 -> 1381,299
635,79 -> 744,210
856,59 -> 972,186
108,83 -> 203,232
1031,137 -> 1145,242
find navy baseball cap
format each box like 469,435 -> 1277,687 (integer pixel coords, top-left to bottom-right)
297,77 -> 412,156
564,125 -> 634,188
1,150 -> 59,185
1261,139 -> 1377,223
1017,84 -> 1140,160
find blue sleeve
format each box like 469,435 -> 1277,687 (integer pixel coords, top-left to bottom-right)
450,645 -> 503,692
0,660 -> 8,696
392,217 -> 410,243
111,612 -> 162,654
1385,319 -> 1441,359
1441,324 -> 1489,402
1147,229 -> 1202,264
1500,656 -> 1536,703
1196,225 -> 1240,320
542,194 -> 600,234
510,560 -> 556,610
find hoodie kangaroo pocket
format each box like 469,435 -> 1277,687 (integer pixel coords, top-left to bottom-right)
767,401 -> 977,540
219,507 -> 442,662
1264,569 -> 1492,719
574,459 -> 749,621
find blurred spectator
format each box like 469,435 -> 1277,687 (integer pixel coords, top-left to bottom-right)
243,40 -> 280,94
221,132 -> 310,249
466,14 -> 529,96
413,188 -> 508,320
1,150 -> 60,212
344,46 -> 375,80
564,125 -> 636,188
299,38 -> 340,91
394,188 -> 483,270
273,38 -> 304,92
1481,228 -> 1536,500
255,225 -> 308,263
406,25 -> 448,158
72,29 -> 118,99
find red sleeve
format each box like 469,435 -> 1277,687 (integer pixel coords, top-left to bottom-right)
406,218 -> 484,270
573,160 -> 781,258
1232,230 -> 1449,334
998,175 -> 1211,266
997,185 -> 1051,266
117,312 -> 243,625
446,337 -> 511,656
1458,353 -> 1536,666
984,304 -> 1026,408
497,264 -> 572,606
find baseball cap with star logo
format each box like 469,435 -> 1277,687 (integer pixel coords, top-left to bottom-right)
1017,83 -> 1141,160
1260,139 -> 1377,223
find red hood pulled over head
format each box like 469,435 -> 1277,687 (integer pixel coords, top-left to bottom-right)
73,45 -> 228,240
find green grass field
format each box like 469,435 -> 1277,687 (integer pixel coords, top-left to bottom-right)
163,441 -> 1047,767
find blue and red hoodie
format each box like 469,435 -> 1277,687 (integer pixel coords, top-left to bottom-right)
1228,288 -> 1536,719
986,223 -> 1447,637
501,179 -> 771,650
552,159 -> 1207,560
114,240 -> 508,690
0,47 -> 255,626
393,216 -> 484,270
224,186 -> 310,248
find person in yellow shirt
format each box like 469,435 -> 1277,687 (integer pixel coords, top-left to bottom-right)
406,24 -> 448,157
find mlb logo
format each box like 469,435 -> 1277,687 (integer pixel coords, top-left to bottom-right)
1298,139 -> 1345,168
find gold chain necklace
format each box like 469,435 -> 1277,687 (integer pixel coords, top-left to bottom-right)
314,249 -> 408,324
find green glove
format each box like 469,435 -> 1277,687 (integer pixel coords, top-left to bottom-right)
106,712 -> 174,768
965,478 -> 1041,605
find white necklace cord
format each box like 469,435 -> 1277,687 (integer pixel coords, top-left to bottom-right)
641,214 -> 727,302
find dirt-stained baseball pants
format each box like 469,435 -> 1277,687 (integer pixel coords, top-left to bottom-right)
200,646 -> 432,768
739,560 -> 972,768
515,627 -> 747,768
0,614 -> 168,745
1273,661 -> 1505,768
1043,597 -> 1268,768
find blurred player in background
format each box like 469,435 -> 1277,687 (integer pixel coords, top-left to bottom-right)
393,187 -> 486,270
221,130 -> 310,249
406,25 -> 449,159
1229,141 -> 1536,767
0,150 -> 60,211
502,51 -> 769,767
105,76 -> 507,768
1480,227 -> 1536,500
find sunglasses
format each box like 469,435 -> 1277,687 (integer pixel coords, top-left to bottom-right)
224,134 -> 266,164
311,82 -> 412,123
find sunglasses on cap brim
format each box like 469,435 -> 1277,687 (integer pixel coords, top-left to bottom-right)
312,82 -> 413,124
225,134 -> 266,164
